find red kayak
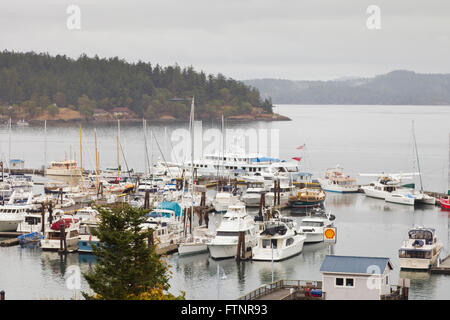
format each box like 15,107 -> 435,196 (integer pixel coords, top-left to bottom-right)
440,198 -> 450,210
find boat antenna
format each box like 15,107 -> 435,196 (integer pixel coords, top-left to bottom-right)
412,120 -> 424,192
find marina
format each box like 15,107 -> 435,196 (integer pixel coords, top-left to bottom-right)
0,105 -> 449,300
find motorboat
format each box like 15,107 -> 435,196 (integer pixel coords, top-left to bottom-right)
41,217 -> 81,252
213,191 -> 240,213
252,216 -> 306,261
207,204 -> 257,259
319,166 -> 359,193
240,183 -> 267,207
78,217 -> 100,253
288,188 -> 326,209
0,190 -> 34,231
440,197 -> 450,210
399,227 -> 443,270
298,209 -> 335,243
265,183 -> 297,207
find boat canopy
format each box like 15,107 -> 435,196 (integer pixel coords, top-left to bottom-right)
155,201 -> 182,217
251,157 -> 280,163
408,228 -> 435,245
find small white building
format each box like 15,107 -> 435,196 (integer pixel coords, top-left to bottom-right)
320,255 -> 394,300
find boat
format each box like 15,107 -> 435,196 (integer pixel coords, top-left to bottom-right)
440,197 -> 450,210
213,191 -> 240,213
17,232 -> 43,246
319,166 -> 359,193
398,227 -> 443,270
178,225 -> 215,256
265,183 -> 297,207
288,188 -> 326,209
0,190 -> 34,231
207,204 -> 258,259
240,182 -> 267,207
360,173 -> 417,205
78,218 -> 100,253
45,160 -> 81,177
298,209 -> 335,243
41,217 -> 81,252
252,216 -> 306,261
16,119 -> 29,127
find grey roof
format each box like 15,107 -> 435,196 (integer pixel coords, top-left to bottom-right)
320,255 -> 393,275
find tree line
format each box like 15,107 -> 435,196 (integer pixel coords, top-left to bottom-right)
0,50 -> 273,120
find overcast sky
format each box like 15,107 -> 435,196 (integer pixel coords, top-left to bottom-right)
0,0 -> 449,80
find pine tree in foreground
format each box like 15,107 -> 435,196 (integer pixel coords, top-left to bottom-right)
82,203 -> 185,300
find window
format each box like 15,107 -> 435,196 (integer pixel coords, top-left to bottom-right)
385,276 -> 389,285
345,278 -> 354,287
286,238 -> 294,246
335,278 -> 344,286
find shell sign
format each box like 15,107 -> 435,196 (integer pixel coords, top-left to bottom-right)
324,227 -> 337,243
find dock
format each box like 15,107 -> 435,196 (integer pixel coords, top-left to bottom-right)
238,280 -> 323,300
0,232 -> 25,247
430,255 -> 450,274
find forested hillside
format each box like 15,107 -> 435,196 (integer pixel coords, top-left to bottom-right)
244,71 -> 450,105
0,51 -> 273,121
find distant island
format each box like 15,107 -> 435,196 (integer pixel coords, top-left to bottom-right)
244,70 -> 450,105
0,51 -> 289,123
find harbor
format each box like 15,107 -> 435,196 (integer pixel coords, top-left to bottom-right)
0,105 -> 449,300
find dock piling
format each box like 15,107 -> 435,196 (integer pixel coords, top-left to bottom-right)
0,290 -> 5,300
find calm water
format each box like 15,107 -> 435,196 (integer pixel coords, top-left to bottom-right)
0,105 -> 449,300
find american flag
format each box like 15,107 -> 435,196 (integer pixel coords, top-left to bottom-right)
296,144 -> 305,150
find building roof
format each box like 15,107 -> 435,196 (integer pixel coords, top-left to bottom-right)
320,255 -> 393,275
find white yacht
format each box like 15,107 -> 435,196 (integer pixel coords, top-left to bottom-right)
213,192 -> 240,213
41,217 -> 81,252
241,183 -> 267,207
252,216 -> 306,261
399,227 -> 443,270
319,166 -> 359,193
265,183 -> 297,207
298,209 -> 335,243
360,174 -> 417,205
0,190 -> 34,232
207,204 -> 257,259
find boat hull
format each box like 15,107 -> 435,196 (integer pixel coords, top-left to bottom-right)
178,242 -> 208,256
252,237 -> 305,261
41,238 -> 79,252
0,220 -> 21,232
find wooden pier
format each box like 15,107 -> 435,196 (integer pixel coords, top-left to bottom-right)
430,255 -> 450,275
238,280 -> 323,300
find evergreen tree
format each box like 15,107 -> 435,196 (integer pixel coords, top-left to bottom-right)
82,204 -> 184,300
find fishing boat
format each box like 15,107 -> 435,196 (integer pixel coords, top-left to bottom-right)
398,227 -> 443,270
207,204 -> 258,259
319,166 -> 359,193
41,217 -> 81,252
298,209 -> 335,243
252,216 -> 306,261
288,188 -> 326,209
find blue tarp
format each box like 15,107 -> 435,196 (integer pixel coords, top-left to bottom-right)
251,157 -> 280,163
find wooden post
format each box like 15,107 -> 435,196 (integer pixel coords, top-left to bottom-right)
204,210 -> 209,228
258,192 -> 265,217
0,290 -> 4,300
41,203 -> 45,234
59,223 -> 64,254
144,190 -> 150,209
59,188 -> 63,204
241,231 -> 246,259
200,192 -> 206,207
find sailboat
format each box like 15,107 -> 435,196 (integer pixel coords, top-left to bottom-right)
178,97 -> 214,256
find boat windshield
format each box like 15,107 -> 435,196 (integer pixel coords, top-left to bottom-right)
399,249 -> 432,259
216,231 -> 239,237
409,229 -> 433,245
301,221 -> 324,227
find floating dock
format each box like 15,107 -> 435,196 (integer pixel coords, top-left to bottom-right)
430,255 -> 450,274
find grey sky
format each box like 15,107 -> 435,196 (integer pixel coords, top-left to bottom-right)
0,0 -> 449,80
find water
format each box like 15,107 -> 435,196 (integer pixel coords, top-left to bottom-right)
0,104 -> 449,300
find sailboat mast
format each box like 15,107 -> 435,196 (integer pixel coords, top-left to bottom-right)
143,119 -> 147,175
79,125 -> 84,184
44,120 -> 47,169
8,117 -> 11,171
95,128 -> 99,190
412,121 -> 423,192
117,119 -> 120,178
